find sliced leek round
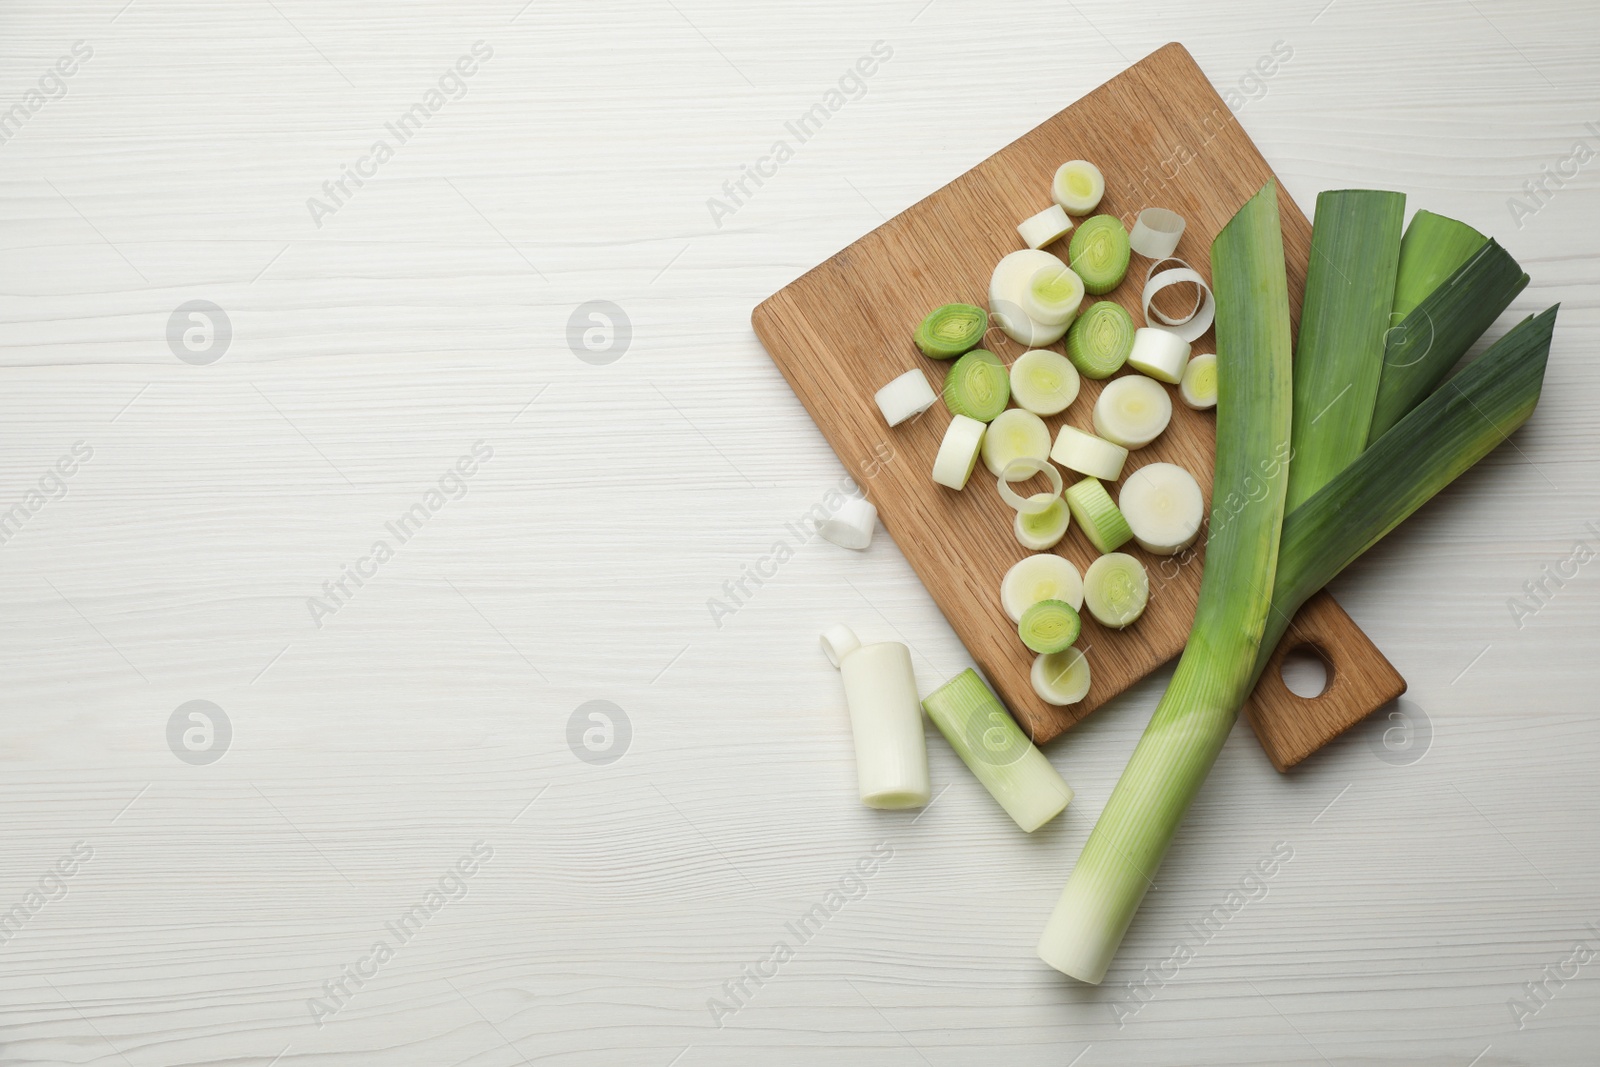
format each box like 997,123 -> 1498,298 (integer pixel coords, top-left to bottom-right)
1052,160 -> 1105,215
817,496 -> 878,551
1140,258 -> 1216,343
1093,374 -> 1172,449
1066,301 -> 1135,379
1017,204 -> 1074,249
1067,215 -> 1131,295
1128,208 -> 1186,260
1019,598 -> 1081,654
1126,327 -> 1191,385
1015,496 -> 1071,550
990,249 -> 1072,347
997,456 -> 1063,515
980,408 -> 1052,477
1118,462 -> 1202,555
1064,477 -> 1132,554
1010,349 -> 1080,416
1179,353 -> 1217,410
1050,425 -> 1128,482
914,303 -> 986,359
1001,554 -> 1084,621
874,368 -> 938,426
932,414 -> 986,490
1022,265 -> 1086,326
1032,646 -> 1091,706
943,349 -> 1009,421
1083,552 -> 1148,629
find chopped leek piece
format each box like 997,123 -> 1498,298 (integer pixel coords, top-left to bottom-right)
1066,301 -> 1135,379
1039,181 -> 1294,985
1018,598 -> 1081,654
1285,189 -> 1405,511
921,668 -> 1073,832
1067,215 -> 1131,295
1024,264 -> 1086,326
875,369 -> 938,426
1128,208 -> 1185,259
1010,349 -> 1081,416
1015,496 -> 1071,550
1051,425 -> 1128,481
837,641 -> 931,809
943,349 -> 1010,421
991,250 -> 1073,347
817,496 -> 877,551
1126,327 -> 1190,384
1392,209 -> 1486,320
1179,353 -> 1217,410
1063,477 -> 1132,553
1001,554 -> 1083,621
1082,552 -> 1149,628
1140,259 -> 1216,343
820,624 -> 861,668
981,408 -> 1052,477
1093,374 -> 1172,449
1368,238 -> 1528,442
1052,160 -> 1105,215
1018,204 -> 1074,249
914,303 -> 987,359
1117,462 -> 1202,555
1032,647 -> 1091,706
997,457 -> 1063,515
932,414 -> 986,490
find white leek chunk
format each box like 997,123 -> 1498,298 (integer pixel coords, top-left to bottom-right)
1083,552 -> 1148,628
990,249 -> 1072,347
1001,554 -> 1084,621
1093,374 -> 1172,449
932,414 -> 986,489
1052,160 -> 1105,215
1126,327 -> 1190,385
1032,646 -> 1091,705
820,624 -> 862,668
818,496 -> 878,551
837,641 -> 931,809
1128,208 -> 1186,260
980,408 -> 1052,477
1014,495 -> 1071,550
1050,425 -> 1128,481
1141,257 -> 1216,343
1017,204 -> 1074,249
997,457 -> 1063,514
922,669 -> 1073,832
875,369 -> 938,426
1011,349 -> 1081,416
1180,353 -> 1217,410
1118,462 -> 1203,555
1022,265 -> 1086,326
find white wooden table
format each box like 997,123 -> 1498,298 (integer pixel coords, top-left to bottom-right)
3,1 -> 1596,1063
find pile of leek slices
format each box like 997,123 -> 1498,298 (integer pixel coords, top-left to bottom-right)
874,160 -> 1217,708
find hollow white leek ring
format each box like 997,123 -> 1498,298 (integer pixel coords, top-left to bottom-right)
997,457 -> 1064,515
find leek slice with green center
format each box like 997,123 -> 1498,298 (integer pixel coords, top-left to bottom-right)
914,303 -> 987,359
943,349 -> 1009,421
1067,216 -> 1131,295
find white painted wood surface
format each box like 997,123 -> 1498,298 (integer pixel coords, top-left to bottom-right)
2,1 -> 1597,1063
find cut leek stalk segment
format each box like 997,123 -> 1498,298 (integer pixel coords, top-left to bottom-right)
1051,425 -> 1128,481
1082,552 -> 1149,628
1066,301 -> 1135,379
875,369 -> 938,426
1118,462 -> 1202,555
1032,647 -> 1091,706
921,669 -> 1073,832
991,250 -> 1074,347
1018,598 -> 1081,654
1392,209 -> 1486,320
1018,204 -> 1074,249
1039,182 -> 1294,986
1052,160 -> 1106,215
1067,215 -> 1132,295
1179,353 -> 1217,410
1368,238 -> 1528,443
932,414 -> 986,490
1011,349 -> 1081,416
838,641 -> 931,809
1093,374 -> 1172,449
914,303 -> 987,359
997,457 -> 1063,515
1064,477 -> 1132,553
1001,555 -> 1084,621
1015,496 -> 1071,550
1141,259 -> 1216,343
1128,208 -> 1186,260
981,409 -> 1052,477
1023,265 -> 1086,326
1126,327 -> 1190,384
817,496 -> 877,551
1286,189 -> 1406,511
820,624 -> 861,668
943,349 -> 1010,421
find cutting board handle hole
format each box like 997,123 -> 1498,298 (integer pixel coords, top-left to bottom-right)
1280,643 -> 1332,699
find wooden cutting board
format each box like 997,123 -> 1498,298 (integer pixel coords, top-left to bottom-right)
752,43 -> 1405,771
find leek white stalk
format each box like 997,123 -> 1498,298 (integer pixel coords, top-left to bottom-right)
1039,182 -> 1294,983
820,624 -> 861,668
837,641 -> 931,810
1001,555 -> 1083,620
875,369 -> 938,426
1018,204 -> 1074,249
817,496 -> 877,551
932,414 -> 986,490
922,669 -> 1073,832
1051,426 -> 1127,481
1126,328 -> 1190,385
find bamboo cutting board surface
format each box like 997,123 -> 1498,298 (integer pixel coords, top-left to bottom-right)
752,43 -> 1405,770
